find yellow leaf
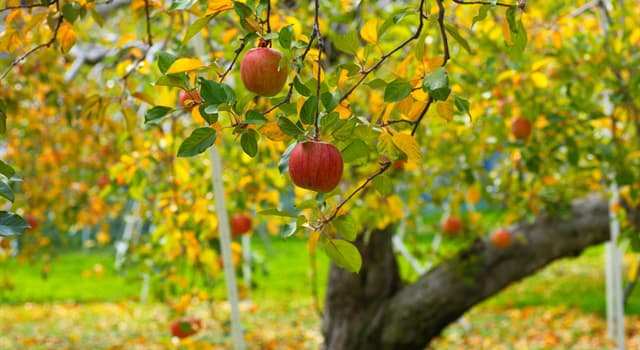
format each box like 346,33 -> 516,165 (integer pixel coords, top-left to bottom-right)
131,92 -> 155,105
360,18 -> 378,44
206,0 -> 234,16
531,72 -> 548,89
436,99 -> 454,122
392,133 -> 421,163
58,21 -> 77,54
259,121 -> 292,142
166,58 -> 205,74
467,187 -> 481,205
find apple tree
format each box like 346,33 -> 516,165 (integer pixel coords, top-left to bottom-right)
1,0 -> 640,349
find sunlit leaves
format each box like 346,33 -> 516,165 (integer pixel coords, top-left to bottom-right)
58,21 -> 77,54
341,140 -> 369,163
169,0 -> 197,11
392,133 -> 420,163
166,58 -> 205,74
384,79 -> 412,102
360,18 -> 378,44
177,127 -> 217,157
504,7 -> 527,60
423,67 -> 450,101
322,238 -> 362,273
444,23 -> 472,54
333,215 -> 358,241
278,117 -> 304,137
332,31 -> 359,56
300,96 -> 317,125
436,99 -> 454,122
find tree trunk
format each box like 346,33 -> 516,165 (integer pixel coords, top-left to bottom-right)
322,194 -> 630,349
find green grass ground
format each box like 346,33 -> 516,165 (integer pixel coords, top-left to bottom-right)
2,237 -> 640,349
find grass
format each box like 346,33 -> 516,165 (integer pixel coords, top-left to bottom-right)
2,235 -> 640,348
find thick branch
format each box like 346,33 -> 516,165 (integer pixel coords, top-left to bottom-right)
379,194 -> 612,349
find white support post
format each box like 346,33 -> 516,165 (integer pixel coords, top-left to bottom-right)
209,147 -> 245,350
241,234 -> 252,300
606,181 -> 625,349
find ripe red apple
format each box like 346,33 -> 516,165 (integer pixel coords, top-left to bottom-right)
170,317 -> 202,339
179,90 -> 202,110
231,213 -> 252,237
25,215 -> 38,231
240,47 -> 288,97
491,228 -> 511,248
288,141 -> 344,193
97,174 -> 109,190
442,216 -> 462,236
511,117 -> 532,140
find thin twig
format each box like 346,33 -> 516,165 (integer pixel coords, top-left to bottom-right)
313,0 -> 322,141
219,38 -> 247,82
0,0 -> 55,12
266,0 -> 272,34
0,1 -> 62,82
411,97 -> 433,136
339,0 -> 426,103
323,163 -> 392,224
143,0 -> 153,46
436,0 -> 450,67
451,0 -> 515,7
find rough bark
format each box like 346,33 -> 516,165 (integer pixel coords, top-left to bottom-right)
322,194 -> 629,350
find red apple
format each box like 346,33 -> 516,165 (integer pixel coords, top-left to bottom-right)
179,90 -> 202,110
25,215 -> 38,231
170,317 -> 202,339
240,47 -> 288,97
97,174 -> 109,190
511,117 -> 532,140
231,213 -> 252,237
392,160 -> 404,169
442,216 -> 462,236
288,141 -> 343,193
491,228 -> 511,248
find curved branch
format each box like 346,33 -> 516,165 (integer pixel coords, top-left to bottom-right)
379,194 -> 612,349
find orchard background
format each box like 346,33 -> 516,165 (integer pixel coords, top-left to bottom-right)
1,0 -> 640,349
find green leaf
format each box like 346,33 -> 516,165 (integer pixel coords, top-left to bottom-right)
566,137 -> 579,166
157,51 -> 178,74
62,2 -> 81,23
332,118 -> 357,141
278,142 -> 296,174
454,95 -> 471,120
333,215 -> 358,241
373,175 -> 393,197
183,15 -> 215,44
0,181 -> 14,202
0,211 -> 30,236
320,111 -> 339,130
472,5 -> 491,26
321,92 -> 339,112
444,23 -> 472,54
293,76 -> 312,96
198,105 -> 219,125
245,110 -> 268,125
240,130 -> 258,157
384,79 -> 412,102
616,168 -> 635,186
341,140 -> 369,163
283,215 -> 307,238
323,238 -> 362,273
0,160 -> 15,179
278,117 -> 304,137
423,67 -> 451,101
200,79 -> 230,105
169,0 -> 197,11
332,31 -> 359,55
279,24 -> 294,49
293,199 -> 318,210
177,127 -> 217,157
233,1 -> 253,19
144,106 -> 173,124
300,96 -> 318,125
259,208 -> 298,218
505,6 -> 518,32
